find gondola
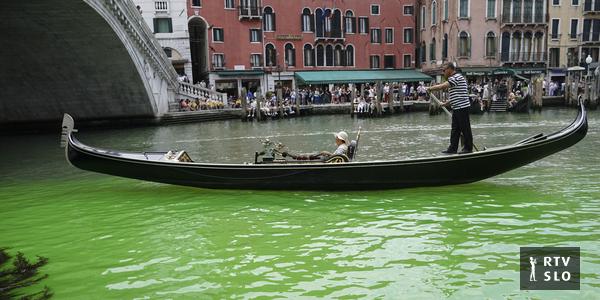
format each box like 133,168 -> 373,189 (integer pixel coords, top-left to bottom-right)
61,102 -> 587,190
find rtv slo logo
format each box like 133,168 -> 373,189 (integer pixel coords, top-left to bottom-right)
521,247 -> 580,290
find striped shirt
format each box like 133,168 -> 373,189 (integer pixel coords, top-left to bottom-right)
447,73 -> 471,110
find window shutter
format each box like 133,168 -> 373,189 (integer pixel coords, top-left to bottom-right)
168,19 -> 173,33
352,17 -> 357,33
272,13 -> 276,31
153,19 -> 158,33
292,50 -> 296,66
365,18 -> 369,32
310,14 -> 315,32
301,14 -> 304,31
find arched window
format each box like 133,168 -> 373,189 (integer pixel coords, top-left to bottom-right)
523,31 -> 532,61
485,32 -> 497,57
334,45 -> 343,66
432,1 -> 437,25
304,44 -> 315,67
534,31 -> 544,61
263,7 -> 276,31
512,31 -> 522,61
265,43 -> 276,66
301,8 -> 313,32
331,9 -> 342,37
442,34 -> 448,59
430,38 -> 436,61
285,43 -> 296,67
421,7 -> 426,29
324,9 -> 332,34
344,11 -> 355,34
315,8 -> 324,37
501,32 -> 511,61
443,0 -> 449,20
325,45 -> 334,66
458,31 -> 470,57
316,44 -> 324,66
345,45 -> 354,66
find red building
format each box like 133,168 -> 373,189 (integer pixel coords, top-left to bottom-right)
187,0 -> 418,97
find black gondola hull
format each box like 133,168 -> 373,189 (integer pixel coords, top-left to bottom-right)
64,104 -> 587,190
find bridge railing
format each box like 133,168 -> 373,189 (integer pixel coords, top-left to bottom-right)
178,82 -> 228,103
103,0 -> 179,88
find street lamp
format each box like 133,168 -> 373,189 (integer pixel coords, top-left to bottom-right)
586,54 -> 593,78
585,55 -> 593,103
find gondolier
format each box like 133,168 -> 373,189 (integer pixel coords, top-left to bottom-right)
426,62 -> 473,154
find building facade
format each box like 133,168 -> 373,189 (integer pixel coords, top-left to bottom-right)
134,0 -> 192,77
580,0 -> 600,65
547,0 -> 584,69
186,0 -> 418,97
418,0 -> 504,80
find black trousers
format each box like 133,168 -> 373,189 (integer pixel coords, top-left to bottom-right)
448,107 -> 473,152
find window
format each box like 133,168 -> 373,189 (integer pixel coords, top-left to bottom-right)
486,32 -> 497,57
384,55 -> 396,69
302,8 -> 313,32
250,54 -> 262,68
524,0 -> 533,23
371,28 -> 381,43
552,0 -> 560,4
421,42 -> 426,62
285,44 -> 296,67
385,28 -> 394,43
346,45 -> 354,66
225,0 -> 234,9
421,7 -> 426,29
570,19 -> 578,39
404,5 -> 414,15
325,45 -> 333,66
153,18 -> 172,33
263,7 -> 276,31
370,55 -> 380,69
316,44 -> 324,66
265,44 -> 276,67
487,0 -> 496,18
334,45 -> 343,66
192,0 -> 201,7
443,34 -> 448,59
345,11 -> 356,34
534,0 -> 544,23
403,54 -> 412,68
404,28 -> 414,43
212,54 -> 224,68
304,44 -> 315,67
250,29 -> 262,42
430,39 -> 436,61
458,31 -> 470,57
359,17 -> 369,34
371,4 -> 380,15
163,47 -> 172,58
513,0 -> 522,23
459,0 -> 469,18
432,1 -> 437,25
444,0 -> 449,20
549,48 -> 560,67
551,19 -> 560,39
212,28 -> 224,42
572,0 -> 579,5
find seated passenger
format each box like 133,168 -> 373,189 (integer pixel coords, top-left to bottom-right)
319,131 -> 349,158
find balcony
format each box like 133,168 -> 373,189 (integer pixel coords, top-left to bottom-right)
239,5 -> 262,20
500,52 -> 547,63
581,31 -> 600,44
501,14 -> 545,27
315,32 -> 345,42
583,0 -> 600,14
154,1 -> 168,13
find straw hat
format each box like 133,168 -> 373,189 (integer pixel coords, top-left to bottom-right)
334,131 -> 350,145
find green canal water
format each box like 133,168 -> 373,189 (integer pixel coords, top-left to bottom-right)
1,108 -> 599,299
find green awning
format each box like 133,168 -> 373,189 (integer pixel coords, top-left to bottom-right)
461,67 -> 495,76
294,70 -> 432,85
215,70 -> 264,77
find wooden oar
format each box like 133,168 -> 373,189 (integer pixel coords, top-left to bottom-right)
428,92 -> 480,152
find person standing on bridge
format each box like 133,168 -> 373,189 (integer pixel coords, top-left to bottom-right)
426,62 -> 473,154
